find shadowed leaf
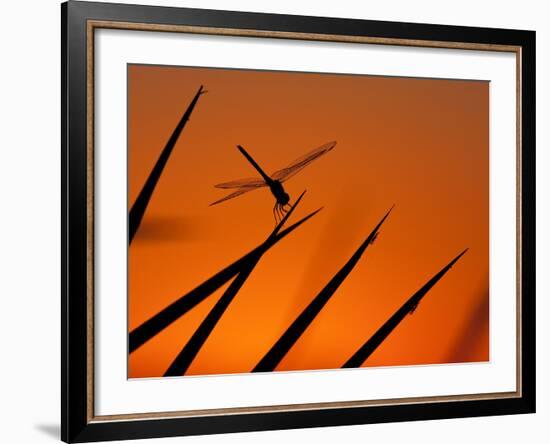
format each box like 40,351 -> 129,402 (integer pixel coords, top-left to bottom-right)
252,206 -> 394,373
129,192 -> 319,354
163,192 -> 308,376
342,248 -> 468,368
129,85 -> 206,244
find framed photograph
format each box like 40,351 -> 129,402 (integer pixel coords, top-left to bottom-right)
62,1 -> 535,442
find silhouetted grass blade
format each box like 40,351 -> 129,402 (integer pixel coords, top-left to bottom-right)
252,206 -> 394,373
129,85 -> 206,244
164,260 -> 259,376
342,248 -> 468,368
163,191 -> 307,376
129,201 -> 321,354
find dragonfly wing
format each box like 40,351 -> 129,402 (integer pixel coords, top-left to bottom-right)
214,177 -> 266,189
271,141 -> 336,182
210,188 -> 258,206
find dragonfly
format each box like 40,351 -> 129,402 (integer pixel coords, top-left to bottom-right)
211,141 -> 337,222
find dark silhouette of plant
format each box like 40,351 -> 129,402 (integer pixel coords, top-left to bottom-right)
252,206 -> 394,373
129,193 -> 321,354
164,192 -> 310,376
129,85 -> 206,244
342,249 -> 468,368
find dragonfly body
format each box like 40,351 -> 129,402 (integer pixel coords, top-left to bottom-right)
268,180 -> 291,221
269,180 -> 290,206
211,141 -> 336,222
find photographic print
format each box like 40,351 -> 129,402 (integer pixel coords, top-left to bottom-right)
127,64 -> 489,379
63,3 -> 535,440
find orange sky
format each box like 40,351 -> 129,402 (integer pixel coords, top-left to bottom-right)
127,64 -> 489,379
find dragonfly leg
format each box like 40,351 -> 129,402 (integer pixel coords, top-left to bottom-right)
276,204 -> 283,220
274,203 -> 284,224
272,204 -> 278,224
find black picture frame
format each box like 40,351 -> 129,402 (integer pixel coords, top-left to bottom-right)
61,1 -> 536,442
